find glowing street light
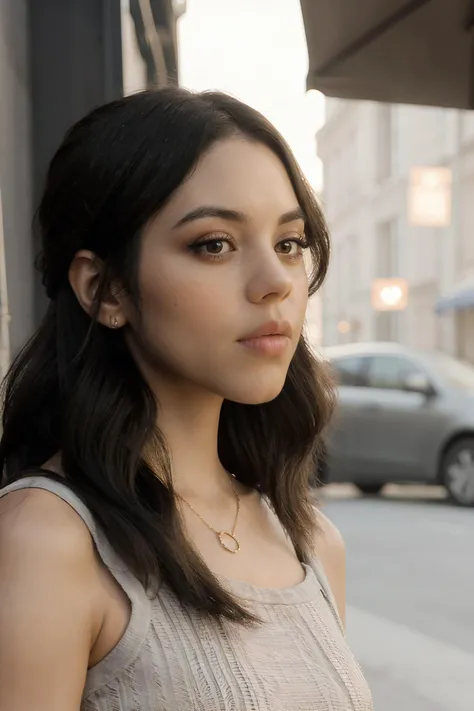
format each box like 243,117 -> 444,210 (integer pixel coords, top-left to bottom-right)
337,319 -> 352,334
372,278 -> 408,312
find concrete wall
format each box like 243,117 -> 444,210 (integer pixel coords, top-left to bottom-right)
0,0 -> 35,356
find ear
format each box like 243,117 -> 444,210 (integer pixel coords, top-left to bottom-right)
68,250 -> 127,329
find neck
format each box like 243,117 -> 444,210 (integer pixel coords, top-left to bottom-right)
146,375 -> 229,500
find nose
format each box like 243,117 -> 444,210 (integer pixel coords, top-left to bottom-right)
245,251 -> 293,304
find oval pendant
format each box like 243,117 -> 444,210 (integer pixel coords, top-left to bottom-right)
218,531 -> 241,553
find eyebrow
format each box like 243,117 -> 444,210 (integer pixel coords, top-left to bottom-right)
278,207 -> 305,226
172,205 -> 305,229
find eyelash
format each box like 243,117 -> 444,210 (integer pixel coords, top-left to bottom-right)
188,233 -> 309,261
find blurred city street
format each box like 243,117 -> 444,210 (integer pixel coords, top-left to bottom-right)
322,485 -> 474,711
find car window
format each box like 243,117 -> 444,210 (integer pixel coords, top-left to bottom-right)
331,356 -> 369,387
367,355 -> 425,390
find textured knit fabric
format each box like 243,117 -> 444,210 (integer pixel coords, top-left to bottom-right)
0,476 -> 373,711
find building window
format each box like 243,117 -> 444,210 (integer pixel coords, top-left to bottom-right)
375,219 -> 398,341
376,219 -> 398,279
335,241 -> 344,314
347,235 -> 360,293
376,104 -> 393,181
375,311 -> 398,342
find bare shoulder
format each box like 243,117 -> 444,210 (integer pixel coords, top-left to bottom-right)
0,486 -> 101,710
0,485 -> 95,561
313,507 -> 346,627
0,485 -> 102,614
314,508 -> 345,555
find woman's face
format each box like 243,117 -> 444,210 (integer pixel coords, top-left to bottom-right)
127,137 -> 309,404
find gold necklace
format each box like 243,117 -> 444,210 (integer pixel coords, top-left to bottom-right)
175,475 -> 241,554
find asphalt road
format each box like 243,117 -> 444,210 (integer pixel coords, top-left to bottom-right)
321,484 -> 474,711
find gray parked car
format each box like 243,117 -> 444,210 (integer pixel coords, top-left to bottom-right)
322,342 -> 474,506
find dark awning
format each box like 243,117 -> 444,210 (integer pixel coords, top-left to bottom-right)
300,0 -> 474,109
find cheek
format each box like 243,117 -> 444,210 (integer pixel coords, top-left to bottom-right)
138,261 -> 231,346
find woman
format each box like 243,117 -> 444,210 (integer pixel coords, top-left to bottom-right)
0,88 -> 372,710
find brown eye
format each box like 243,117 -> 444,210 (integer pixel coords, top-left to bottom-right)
276,238 -> 306,257
189,235 -> 234,258
278,240 -> 294,254
204,240 -> 225,254
200,239 -> 233,255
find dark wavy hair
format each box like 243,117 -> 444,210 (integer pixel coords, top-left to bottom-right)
0,88 -> 335,623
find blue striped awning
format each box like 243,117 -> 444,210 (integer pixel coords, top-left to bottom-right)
435,277 -> 474,314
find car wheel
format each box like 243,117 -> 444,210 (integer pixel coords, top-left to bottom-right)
442,438 -> 474,507
355,483 -> 385,496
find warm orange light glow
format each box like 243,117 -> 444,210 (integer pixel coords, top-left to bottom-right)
372,278 -> 408,311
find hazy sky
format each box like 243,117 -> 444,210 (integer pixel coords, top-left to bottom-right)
177,0 -> 325,190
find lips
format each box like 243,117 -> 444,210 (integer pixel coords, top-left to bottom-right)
239,320 -> 293,341
237,321 -> 293,357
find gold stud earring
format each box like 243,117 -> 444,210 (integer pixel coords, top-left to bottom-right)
110,316 -> 119,329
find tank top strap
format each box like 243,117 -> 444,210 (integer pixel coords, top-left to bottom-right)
308,556 -> 345,636
0,474 -> 152,691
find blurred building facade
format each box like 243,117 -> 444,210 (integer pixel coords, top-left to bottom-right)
317,99 -> 474,363
0,0 -> 183,367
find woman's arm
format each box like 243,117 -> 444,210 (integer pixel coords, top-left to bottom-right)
314,509 -> 346,628
0,488 -> 103,711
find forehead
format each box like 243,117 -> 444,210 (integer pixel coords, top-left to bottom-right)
161,138 -> 299,223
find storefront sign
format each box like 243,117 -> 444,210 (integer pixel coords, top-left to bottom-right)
408,166 -> 452,227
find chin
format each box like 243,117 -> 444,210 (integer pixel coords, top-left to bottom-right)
222,377 -> 286,406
